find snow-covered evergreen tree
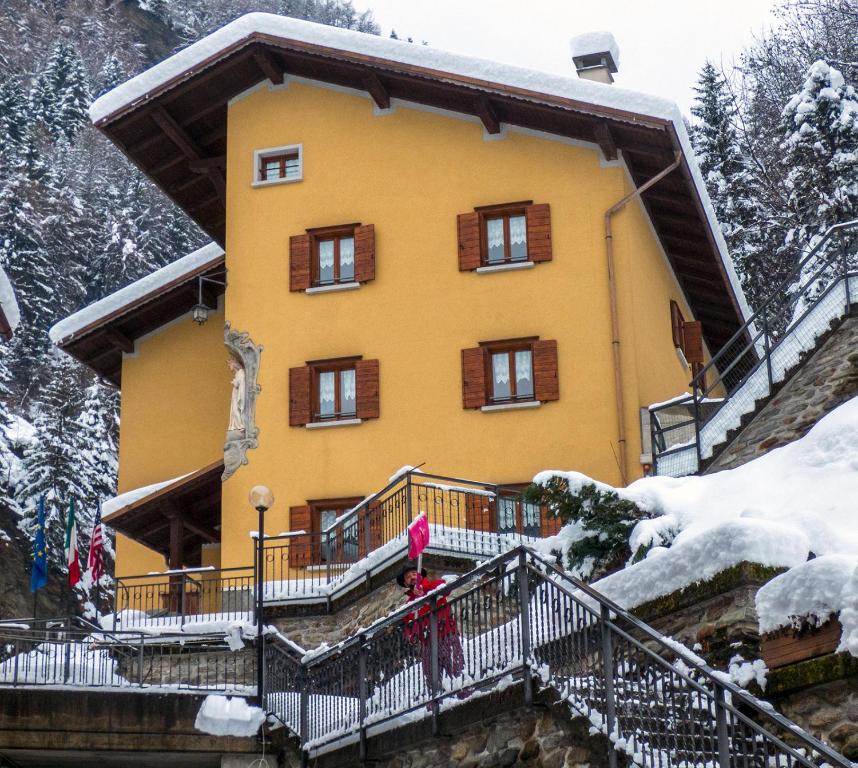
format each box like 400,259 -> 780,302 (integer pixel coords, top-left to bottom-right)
781,60 -> 858,262
17,354 -> 90,570
30,40 -> 91,142
691,62 -> 777,313
75,377 -> 119,511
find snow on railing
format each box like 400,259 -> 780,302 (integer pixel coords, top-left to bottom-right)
112,470 -> 561,627
652,220 -> 858,477
265,546 -> 853,768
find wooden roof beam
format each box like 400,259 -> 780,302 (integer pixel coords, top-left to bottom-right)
254,49 -> 285,85
363,73 -> 390,110
474,97 -> 501,134
151,105 -> 202,160
182,518 -> 220,544
104,327 -> 134,354
594,122 -> 617,162
188,155 -> 226,173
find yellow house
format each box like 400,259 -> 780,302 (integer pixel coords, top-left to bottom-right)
51,16 -> 747,585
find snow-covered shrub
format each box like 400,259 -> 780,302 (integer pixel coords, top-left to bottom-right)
523,474 -> 651,579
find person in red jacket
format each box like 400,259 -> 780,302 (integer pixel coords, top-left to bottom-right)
397,563 -> 465,695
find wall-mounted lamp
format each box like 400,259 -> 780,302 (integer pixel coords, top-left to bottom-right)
191,271 -> 227,325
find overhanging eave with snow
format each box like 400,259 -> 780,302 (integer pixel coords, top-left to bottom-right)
49,243 -> 224,385
90,14 -> 747,355
103,461 -> 224,568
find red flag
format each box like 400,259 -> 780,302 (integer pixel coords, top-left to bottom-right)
88,504 -> 104,583
407,513 -> 430,560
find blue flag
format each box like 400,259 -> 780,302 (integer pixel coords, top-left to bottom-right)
30,496 -> 48,593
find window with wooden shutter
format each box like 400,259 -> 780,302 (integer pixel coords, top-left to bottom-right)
461,347 -> 487,408
289,505 -> 312,567
532,340 -> 559,402
289,234 -> 311,292
354,224 -> 375,283
457,212 -> 481,271
467,338 -> 560,408
459,201 -> 552,270
355,359 -> 380,420
309,497 -> 364,563
289,366 -> 311,426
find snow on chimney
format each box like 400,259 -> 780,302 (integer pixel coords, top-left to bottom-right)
570,32 -> 619,84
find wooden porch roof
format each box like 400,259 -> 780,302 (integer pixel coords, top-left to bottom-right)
54,251 -> 225,385
104,461 -> 223,567
91,22 -> 746,356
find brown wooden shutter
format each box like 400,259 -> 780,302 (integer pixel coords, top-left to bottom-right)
461,347 -> 486,408
683,321 -> 704,367
533,340 -> 559,402
457,212 -> 481,271
466,493 -> 495,532
355,359 -> 380,419
358,500 -> 384,558
289,366 -> 312,426
670,300 -> 685,348
525,204 -> 552,263
289,505 -> 312,567
540,506 -> 561,537
354,224 -> 375,283
289,234 -> 311,291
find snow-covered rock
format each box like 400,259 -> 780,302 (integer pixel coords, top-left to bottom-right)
194,695 -> 265,737
0,266 -> 20,333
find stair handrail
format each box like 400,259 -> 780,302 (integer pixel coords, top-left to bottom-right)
272,545 -> 852,767
694,219 -> 858,394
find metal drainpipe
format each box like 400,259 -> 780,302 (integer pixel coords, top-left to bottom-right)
604,151 -> 682,485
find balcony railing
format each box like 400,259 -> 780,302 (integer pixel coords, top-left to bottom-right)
113,470 -> 561,627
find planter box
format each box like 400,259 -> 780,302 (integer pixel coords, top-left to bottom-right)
761,615 -> 841,669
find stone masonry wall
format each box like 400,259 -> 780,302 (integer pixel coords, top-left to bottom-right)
707,316 -> 858,472
774,675 -> 858,760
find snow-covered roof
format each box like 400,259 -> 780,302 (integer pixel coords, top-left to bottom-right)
0,265 -> 20,338
49,242 -> 223,346
569,32 -> 620,70
102,473 -> 191,518
88,13 -> 751,327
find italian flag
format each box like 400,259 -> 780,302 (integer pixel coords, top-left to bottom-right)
65,499 -> 81,587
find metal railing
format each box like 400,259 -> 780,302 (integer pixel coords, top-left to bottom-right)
653,220 -> 858,476
113,565 -> 255,631
264,546 -> 851,767
110,470 -> 559,625
0,619 -> 255,693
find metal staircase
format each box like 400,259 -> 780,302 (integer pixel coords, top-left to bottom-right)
264,546 -> 851,767
651,220 -> 858,476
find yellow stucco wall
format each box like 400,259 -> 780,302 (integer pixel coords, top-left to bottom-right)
114,304 -> 230,577
193,79 -> 700,570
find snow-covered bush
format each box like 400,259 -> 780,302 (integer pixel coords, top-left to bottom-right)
523,473 -> 651,579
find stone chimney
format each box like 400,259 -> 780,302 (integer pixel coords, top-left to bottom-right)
570,32 -> 619,84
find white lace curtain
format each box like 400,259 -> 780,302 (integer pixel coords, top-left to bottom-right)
487,218 -> 504,250
319,371 -> 335,406
340,237 -> 355,266
515,350 -> 532,383
493,353 -> 510,384
341,369 -> 356,403
319,240 -> 335,270
509,215 -> 526,245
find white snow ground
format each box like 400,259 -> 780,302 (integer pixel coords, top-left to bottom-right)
534,395 -> 858,651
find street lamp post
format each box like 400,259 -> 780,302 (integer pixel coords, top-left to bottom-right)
250,485 -> 274,708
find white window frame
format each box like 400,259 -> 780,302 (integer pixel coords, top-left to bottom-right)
252,143 -> 303,188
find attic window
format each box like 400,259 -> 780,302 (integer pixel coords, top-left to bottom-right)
253,144 -> 302,187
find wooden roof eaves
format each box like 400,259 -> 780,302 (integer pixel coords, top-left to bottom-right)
93,32 -> 674,135
55,254 -> 225,350
102,460 -> 224,526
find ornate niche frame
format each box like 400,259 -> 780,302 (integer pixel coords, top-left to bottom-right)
223,323 -> 263,481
